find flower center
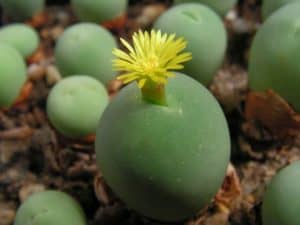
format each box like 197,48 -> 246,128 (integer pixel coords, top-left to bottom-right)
141,56 -> 159,74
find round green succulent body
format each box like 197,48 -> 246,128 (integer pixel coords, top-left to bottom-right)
249,3 -> 300,112
14,191 -> 87,225
173,0 -> 237,16
262,0 -> 300,19
0,44 -> 26,107
47,75 -> 109,138
0,24 -> 39,58
0,0 -> 45,21
263,161 -> 300,225
154,4 -> 227,86
55,23 -> 117,85
71,0 -> 127,23
96,74 -> 230,222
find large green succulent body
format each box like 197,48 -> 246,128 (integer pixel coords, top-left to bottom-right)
0,24 -> 39,58
55,23 -> 117,85
263,161 -> 300,225
96,74 -> 230,221
0,0 -> 45,21
249,3 -> 300,112
47,76 -> 109,138
262,0 -> 300,19
71,0 -> 127,23
14,191 -> 87,225
173,0 -> 237,16
154,4 -> 227,86
0,44 -> 26,107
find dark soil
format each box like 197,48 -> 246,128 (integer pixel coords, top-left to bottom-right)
1,1 -> 300,225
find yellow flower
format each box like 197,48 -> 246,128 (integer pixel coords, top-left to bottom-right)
113,29 -> 192,88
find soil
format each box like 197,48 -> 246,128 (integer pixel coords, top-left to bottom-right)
1,0 -> 300,225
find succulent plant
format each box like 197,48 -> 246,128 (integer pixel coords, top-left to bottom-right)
14,190 -> 87,225
0,24 -> 39,58
47,75 -> 109,138
154,3 -> 227,86
71,0 -> 128,23
263,161 -> 300,225
173,0 -> 237,16
55,23 -> 117,85
249,3 -> 300,112
262,0 -> 300,19
0,43 -> 26,108
96,30 -> 230,222
0,0 -> 45,21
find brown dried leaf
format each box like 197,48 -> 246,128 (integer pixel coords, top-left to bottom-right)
94,173 -> 115,205
26,45 -> 47,65
0,126 -> 33,140
102,14 -> 127,32
245,90 -> 300,137
26,11 -> 50,28
215,164 -> 242,212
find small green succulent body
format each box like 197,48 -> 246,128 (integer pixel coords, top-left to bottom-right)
0,0 -> 45,21
0,24 -> 39,58
96,74 -> 230,221
14,191 -> 87,225
249,3 -> 300,112
263,161 -> 300,225
0,44 -> 26,107
262,0 -> 300,19
173,0 -> 237,16
47,76 -> 109,138
71,0 -> 128,23
55,23 -> 117,85
154,3 -> 227,86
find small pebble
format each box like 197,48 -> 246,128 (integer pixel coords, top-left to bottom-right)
27,63 -> 46,81
46,65 -> 62,85
136,4 -> 166,28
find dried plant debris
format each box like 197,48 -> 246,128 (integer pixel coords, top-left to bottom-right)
245,90 -> 300,138
2,1 -> 300,225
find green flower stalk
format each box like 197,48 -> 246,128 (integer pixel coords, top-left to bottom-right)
14,191 -> 87,225
173,0 -> 237,16
249,2 -> 300,112
0,24 -> 39,58
96,30 -> 230,222
154,3 -> 227,86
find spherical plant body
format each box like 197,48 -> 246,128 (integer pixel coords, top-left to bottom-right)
71,0 -> 127,24
263,161 -> 300,225
47,76 -> 109,138
55,23 -> 117,85
0,0 -> 45,21
96,30 -> 230,222
173,0 -> 237,16
0,24 -> 39,58
262,0 -> 300,19
0,44 -> 26,108
154,3 -> 227,86
14,190 -> 87,225
249,3 -> 300,112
